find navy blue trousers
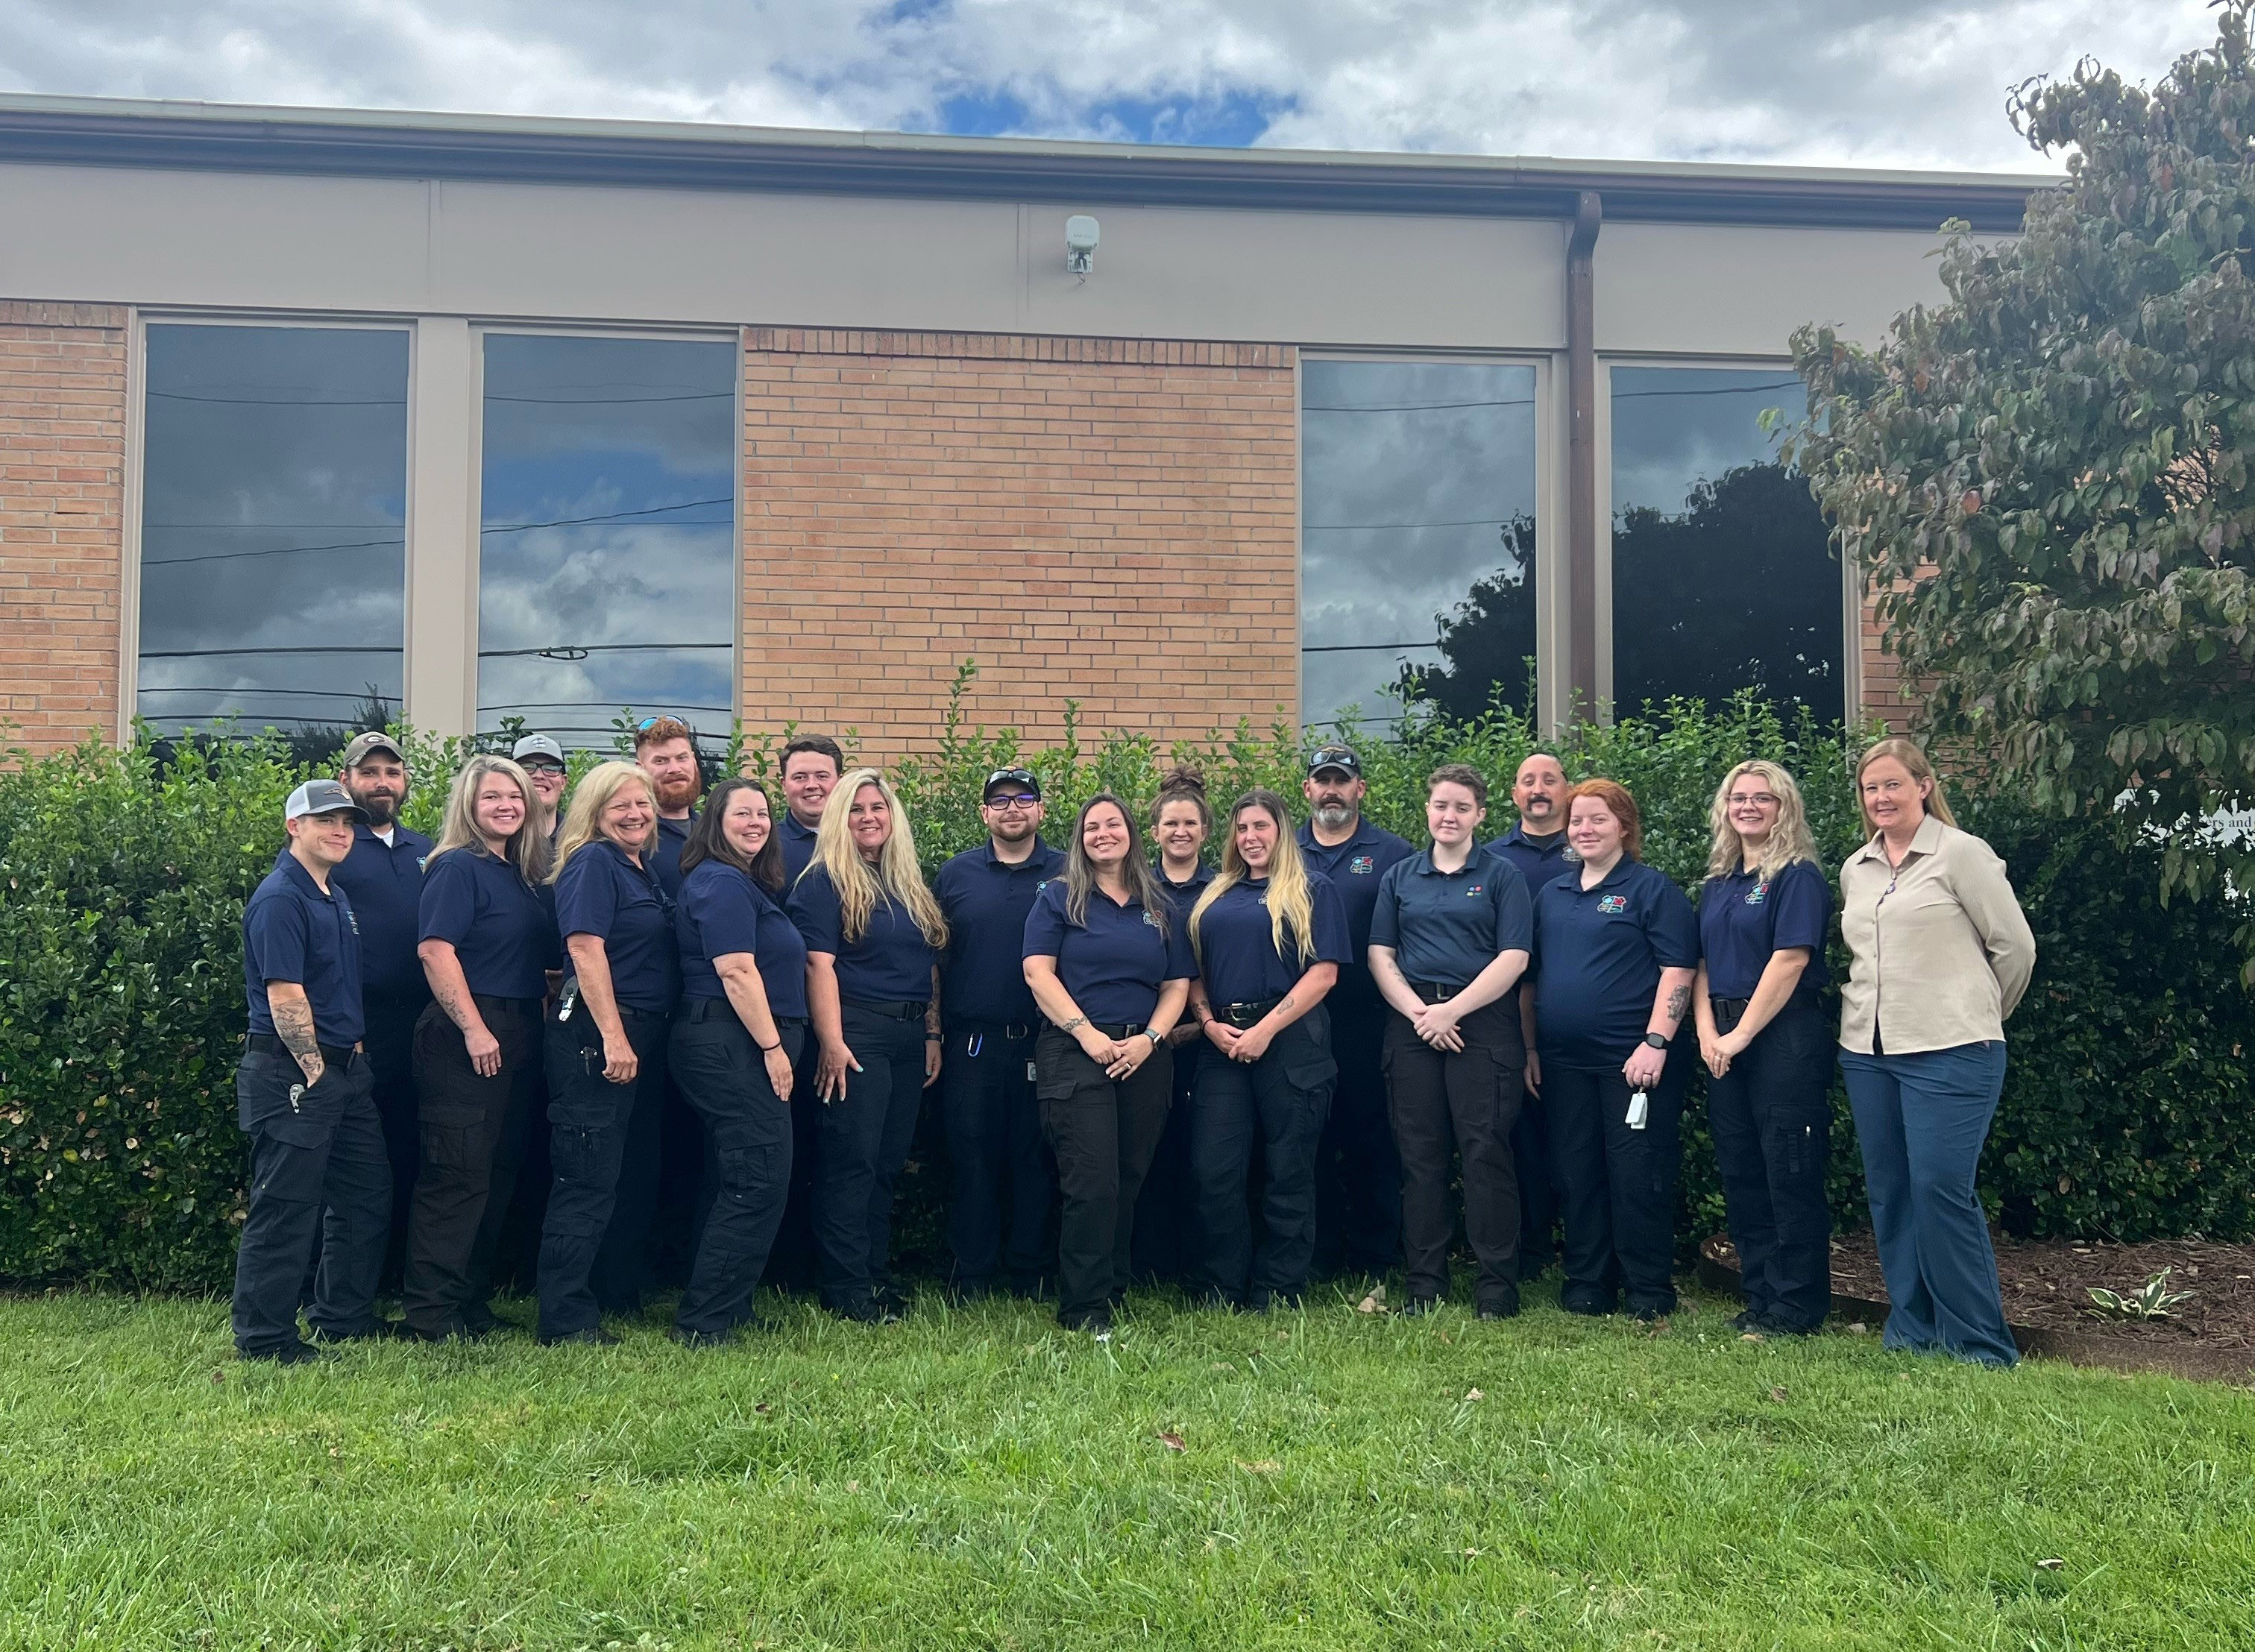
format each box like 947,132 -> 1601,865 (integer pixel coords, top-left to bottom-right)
668,1006 -> 801,1337
537,1009 -> 670,1340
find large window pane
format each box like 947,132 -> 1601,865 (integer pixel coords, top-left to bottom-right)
1301,361 -> 1538,731
477,335 -> 737,751
136,324 -> 409,737
1609,365 -> 1843,723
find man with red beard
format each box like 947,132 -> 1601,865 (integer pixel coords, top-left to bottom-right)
635,716 -> 705,900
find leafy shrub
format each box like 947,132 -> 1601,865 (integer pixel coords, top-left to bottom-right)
1,679 -> 2248,1292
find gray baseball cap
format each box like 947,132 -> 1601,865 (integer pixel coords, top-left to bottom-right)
512,734 -> 567,766
286,778 -> 368,823
339,731 -> 406,769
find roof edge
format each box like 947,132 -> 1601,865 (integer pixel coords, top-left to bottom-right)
0,92 -> 2052,232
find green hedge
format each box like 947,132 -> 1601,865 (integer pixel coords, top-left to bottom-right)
2,678 -> 2250,1291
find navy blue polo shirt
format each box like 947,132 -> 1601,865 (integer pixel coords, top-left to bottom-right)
1488,822 -> 1571,893
1369,847 -> 1533,990
649,812 -> 694,899
780,812 -> 823,888
1531,858 -> 1700,1070
1296,818 -> 1415,963
1023,878 -> 1196,1026
1193,872 -> 1352,1007
1699,860 -> 1832,1003
787,864 -> 940,1004
327,822 -> 433,1003
242,854 -> 365,1044
676,859 -> 810,1020
1154,863 -> 1213,930
417,845 -> 561,1001
555,839 -> 680,1015
937,839 -> 1067,1024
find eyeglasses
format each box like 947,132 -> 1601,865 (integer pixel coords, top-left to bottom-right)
986,792 -> 1040,811
521,762 -> 567,778
1727,793 -> 1780,808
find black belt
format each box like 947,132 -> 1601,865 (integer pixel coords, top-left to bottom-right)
678,997 -> 807,1030
614,1003 -> 668,1023
1091,1021 -> 1148,1039
1406,980 -> 1468,1004
1711,996 -> 1751,1033
472,994 -> 543,1017
246,1034 -> 353,1065
844,997 -> 930,1021
952,1016 -> 1037,1042
1220,997 -> 1283,1029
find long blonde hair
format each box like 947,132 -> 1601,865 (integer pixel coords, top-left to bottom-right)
809,768 -> 948,948
1189,789 -> 1318,968
433,754 -> 550,885
549,761 -> 655,883
1705,760 -> 1820,881
1855,736 -> 1959,832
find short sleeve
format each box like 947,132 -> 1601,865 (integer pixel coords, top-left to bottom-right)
555,851 -> 620,942
1367,863 -> 1404,950
417,851 -> 478,948
1021,880 -> 1068,959
786,867 -> 845,956
245,893 -> 309,987
1770,861 -> 1831,955
1161,909 -> 1195,981
538,886 -> 564,971
1646,871 -> 1701,968
693,869 -> 764,961
1492,860 -> 1533,955
1308,875 -> 1351,966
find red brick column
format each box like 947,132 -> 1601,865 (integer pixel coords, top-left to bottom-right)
740,330 -> 1298,757
0,301 -> 128,751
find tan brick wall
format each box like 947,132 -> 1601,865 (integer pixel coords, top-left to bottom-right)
1854,574 -> 1919,735
0,301 -> 128,751
740,329 -> 1298,758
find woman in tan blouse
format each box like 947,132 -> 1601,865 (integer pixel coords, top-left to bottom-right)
1839,737 -> 2036,1367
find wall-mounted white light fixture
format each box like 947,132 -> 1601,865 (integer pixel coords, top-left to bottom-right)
1065,214 -> 1100,278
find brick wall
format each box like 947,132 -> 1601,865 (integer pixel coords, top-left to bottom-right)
739,330 -> 1298,757
1856,581 -> 1917,735
0,301 -> 128,751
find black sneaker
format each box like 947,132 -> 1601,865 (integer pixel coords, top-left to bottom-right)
673,1327 -> 733,1350
1755,1312 -> 1822,1337
875,1284 -> 911,1318
399,1319 -> 478,1343
306,1320 -> 402,1345
242,1340 -> 333,1366
1476,1289 -> 1521,1322
1058,1305 -> 1113,1336
461,1302 -> 503,1337
1627,1303 -> 1672,1324
1729,1308 -> 1764,1333
827,1296 -> 883,1325
1400,1295 -> 1444,1319
539,1326 -> 620,1347
1561,1296 -> 1614,1318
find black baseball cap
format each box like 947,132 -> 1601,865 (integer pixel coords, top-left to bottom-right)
1307,744 -> 1362,778
983,767 -> 1042,802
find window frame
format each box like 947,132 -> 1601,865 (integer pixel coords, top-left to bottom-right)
122,309 -> 418,740
1594,351 -> 1853,720
1295,348 -> 1560,735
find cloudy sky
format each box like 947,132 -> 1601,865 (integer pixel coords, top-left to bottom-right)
0,0 -> 2219,171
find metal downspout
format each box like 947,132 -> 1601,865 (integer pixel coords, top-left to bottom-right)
1565,189 -> 1603,722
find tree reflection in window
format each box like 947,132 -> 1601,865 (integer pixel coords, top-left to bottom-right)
1301,361 -> 1538,732
1608,366 -> 1842,724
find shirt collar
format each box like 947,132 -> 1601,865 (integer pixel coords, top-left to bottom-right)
982,838 -> 1061,873
1854,814 -> 1948,866
280,854 -> 338,903
784,813 -> 819,841
1506,822 -> 1567,854
1409,845 -> 1487,877
1298,818 -> 1374,854
1560,855 -> 1636,895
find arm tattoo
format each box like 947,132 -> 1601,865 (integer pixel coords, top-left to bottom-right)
1664,985 -> 1691,1024
272,995 -> 324,1073
435,980 -> 479,1034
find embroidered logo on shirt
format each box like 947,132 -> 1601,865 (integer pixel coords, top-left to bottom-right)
416,855 -> 428,870
1597,894 -> 1629,915
1745,881 -> 1770,906
1465,885 -> 1485,897
347,910 -> 362,934
1348,855 -> 1376,874
1142,909 -> 1161,929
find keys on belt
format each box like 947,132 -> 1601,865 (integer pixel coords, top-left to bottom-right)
1220,997 -> 1283,1029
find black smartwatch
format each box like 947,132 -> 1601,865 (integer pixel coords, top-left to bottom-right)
1641,1032 -> 1670,1050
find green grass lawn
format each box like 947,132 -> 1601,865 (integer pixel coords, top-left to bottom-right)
1,1281 -> 2250,1651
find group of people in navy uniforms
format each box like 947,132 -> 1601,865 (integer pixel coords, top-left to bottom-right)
235,724 -> 2036,1369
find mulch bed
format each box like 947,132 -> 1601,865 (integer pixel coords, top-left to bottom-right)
1699,1231 -> 2255,1384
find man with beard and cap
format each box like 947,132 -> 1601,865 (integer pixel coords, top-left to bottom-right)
1295,743 -> 1414,1284
327,731 -> 435,1284
1488,751 -> 1574,1279
633,716 -> 708,1292
934,766 -> 1066,1299
512,733 -> 570,848
767,732 -> 846,1290
635,717 -> 705,901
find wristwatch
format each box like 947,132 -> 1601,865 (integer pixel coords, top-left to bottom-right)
1641,1032 -> 1670,1050
1144,1028 -> 1165,1048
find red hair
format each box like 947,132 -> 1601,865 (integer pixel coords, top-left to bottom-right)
1567,778 -> 1643,860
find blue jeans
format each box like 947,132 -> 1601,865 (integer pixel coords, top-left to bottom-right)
1840,1041 -> 2017,1367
